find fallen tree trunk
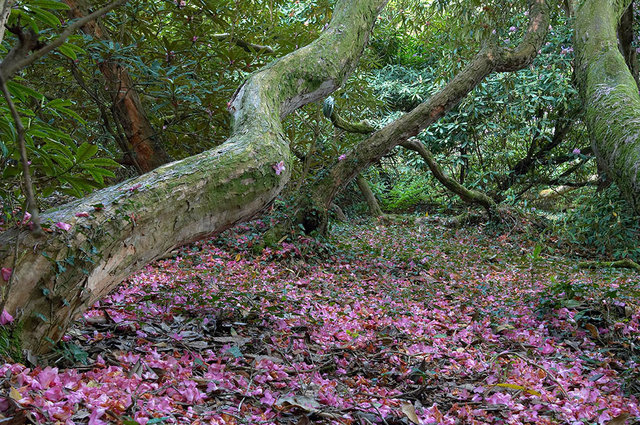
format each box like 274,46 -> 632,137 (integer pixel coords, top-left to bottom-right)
574,0 -> 640,213
0,0 -> 387,355
295,0 -> 550,232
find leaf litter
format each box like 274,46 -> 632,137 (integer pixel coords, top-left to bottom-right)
0,218 -> 639,424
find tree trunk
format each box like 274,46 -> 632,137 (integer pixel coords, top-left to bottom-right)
574,0 -> 640,213
0,0 -> 387,355
356,174 -> 383,216
0,0 -> 13,44
617,2 -> 639,87
296,0 -> 550,232
65,0 -> 171,173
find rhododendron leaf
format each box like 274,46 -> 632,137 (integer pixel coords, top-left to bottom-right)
495,383 -> 541,396
226,345 -> 243,358
9,387 -> 22,401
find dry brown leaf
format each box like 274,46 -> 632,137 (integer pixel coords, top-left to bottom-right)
401,403 -> 420,424
585,323 -> 599,339
606,412 -> 630,425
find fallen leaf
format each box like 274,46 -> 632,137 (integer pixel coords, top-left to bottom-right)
585,323 -> 599,339
8,388 -> 21,402
276,396 -> 321,413
401,403 -> 420,424
606,412 -> 630,425
495,383 -> 541,397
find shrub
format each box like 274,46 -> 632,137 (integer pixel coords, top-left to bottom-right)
553,185 -> 640,261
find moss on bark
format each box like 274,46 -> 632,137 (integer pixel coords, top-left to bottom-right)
575,0 -> 640,212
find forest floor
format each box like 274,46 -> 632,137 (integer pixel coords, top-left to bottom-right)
1,216 -> 639,425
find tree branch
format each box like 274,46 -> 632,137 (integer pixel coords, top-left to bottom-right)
212,33 -> 274,54
401,139 -> 497,214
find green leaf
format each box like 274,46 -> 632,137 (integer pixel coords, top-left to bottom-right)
76,142 -> 98,162
83,157 -> 121,168
30,0 -> 70,10
58,43 -> 77,60
226,345 -> 243,358
6,81 -> 45,101
29,6 -> 61,27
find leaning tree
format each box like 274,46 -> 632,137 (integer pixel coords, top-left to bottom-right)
0,0 -> 387,355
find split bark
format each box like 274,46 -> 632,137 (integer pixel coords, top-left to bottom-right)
64,0 -> 171,172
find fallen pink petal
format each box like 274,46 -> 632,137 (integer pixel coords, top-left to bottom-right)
0,309 -> 13,325
273,161 -> 285,175
54,222 -> 72,231
1,267 -> 10,282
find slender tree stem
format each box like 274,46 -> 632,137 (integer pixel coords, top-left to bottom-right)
0,75 -> 44,236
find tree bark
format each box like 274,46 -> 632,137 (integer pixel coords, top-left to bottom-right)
0,0 -> 387,355
574,0 -> 640,213
296,0 -> 550,231
64,0 -> 171,173
356,174 -> 383,216
0,0 -> 13,44
617,2 -> 639,87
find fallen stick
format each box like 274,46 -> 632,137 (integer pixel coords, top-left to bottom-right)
577,258 -> 640,272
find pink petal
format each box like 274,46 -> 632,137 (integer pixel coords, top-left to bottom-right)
0,309 -> 14,325
75,212 -> 90,218
1,267 -> 11,281
272,161 -> 285,176
55,222 -> 72,232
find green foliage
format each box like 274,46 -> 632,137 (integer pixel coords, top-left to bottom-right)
368,166 -> 434,212
552,185 -> 640,262
0,86 -> 119,214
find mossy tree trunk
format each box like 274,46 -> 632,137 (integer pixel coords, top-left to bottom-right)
617,2 -> 639,87
0,0 -> 387,355
296,0 -> 550,232
574,0 -> 640,213
356,174 -> 383,217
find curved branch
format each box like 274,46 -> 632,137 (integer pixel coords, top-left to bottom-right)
212,33 -> 274,54
304,0 -> 550,226
401,140 -> 497,214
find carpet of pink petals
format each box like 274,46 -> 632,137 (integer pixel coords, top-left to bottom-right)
1,220 -> 639,424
